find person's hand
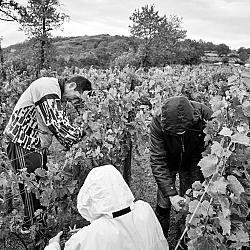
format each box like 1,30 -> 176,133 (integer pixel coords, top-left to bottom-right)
49,231 -> 63,245
169,195 -> 186,212
69,224 -> 81,235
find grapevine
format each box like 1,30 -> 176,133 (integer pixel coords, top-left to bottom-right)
0,64 -> 249,249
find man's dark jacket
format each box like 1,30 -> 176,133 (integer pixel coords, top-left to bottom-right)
150,96 -> 212,208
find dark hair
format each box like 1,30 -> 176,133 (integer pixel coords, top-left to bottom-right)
67,76 -> 92,93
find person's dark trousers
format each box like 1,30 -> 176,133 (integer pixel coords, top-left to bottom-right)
155,169 -> 204,239
6,142 -> 47,227
155,205 -> 171,238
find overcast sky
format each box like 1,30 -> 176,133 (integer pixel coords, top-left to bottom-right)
0,0 -> 249,49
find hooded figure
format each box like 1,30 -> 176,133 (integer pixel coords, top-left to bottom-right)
150,96 -> 212,238
45,165 -> 169,250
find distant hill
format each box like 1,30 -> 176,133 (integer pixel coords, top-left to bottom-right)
3,34 -> 133,68
3,34 -> 249,70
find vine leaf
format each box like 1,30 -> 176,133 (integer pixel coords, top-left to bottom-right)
107,134 -> 115,142
228,75 -> 237,84
210,96 -> 227,112
35,168 -> 47,178
186,214 -> 201,227
187,227 -> 203,240
0,178 -> 8,189
231,133 -> 250,146
40,191 -> 50,207
219,127 -> 232,137
229,230 -> 249,243
218,213 -> 231,235
188,200 -> 213,217
75,150 -> 83,159
227,175 -> 244,197
200,200 -> 214,217
236,123 -> 249,133
192,181 -> 203,191
208,177 -> 227,195
189,200 -> 199,214
67,180 -> 78,194
198,155 -> 218,178
218,195 -> 230,217
211,141 -> 224,157
188,236 -> 217,250
242,100 -> 250,117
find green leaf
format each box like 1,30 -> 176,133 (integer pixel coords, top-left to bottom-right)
92,131 -> 102,140
218,213 -> 231,235
236,123 -> 249,133
188,236 -> 217,250
192,181 -> 203,191
40,191 -> 50,207
228,75 -> 237,84
34,209 -> 43,217
231,133 -> 250,146
82,111 -> 89,122
186,214 -> 201,227
92,146 -> 103,158
67,180 -> 78,194
187,227 -> 203,240
208,177 -> 228,195
0,177 -> 8,188
74,150 -> 82,159
189,200 -> 199,214
218,195 -> 230,217
229,230 -> 249,243
219,127 -> 233,137
211,98 -> 228,112
242,100 -> 250,117
200,200 -> 214,217
58,187 -> 68,198
211,141 -> 224,157
227,175 -> 244,197
35,168 -> 47,178
188,200 -> 213,217
198,155 -> 218,178
107,134 -> 115,142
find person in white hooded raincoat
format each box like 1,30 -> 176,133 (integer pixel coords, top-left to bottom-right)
44,164 -> 169,250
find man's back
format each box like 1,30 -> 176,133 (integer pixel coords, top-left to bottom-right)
4,77 -> 60,150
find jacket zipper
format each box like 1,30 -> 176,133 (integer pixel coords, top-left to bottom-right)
179,135 -> 185,171
181,136 -> 185,153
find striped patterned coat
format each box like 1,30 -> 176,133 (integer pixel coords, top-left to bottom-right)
4,77 -> 84,151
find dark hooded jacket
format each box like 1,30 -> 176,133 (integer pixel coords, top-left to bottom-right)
150,96 -> 212,206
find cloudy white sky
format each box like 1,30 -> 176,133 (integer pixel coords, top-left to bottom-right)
0,0 -> 250,49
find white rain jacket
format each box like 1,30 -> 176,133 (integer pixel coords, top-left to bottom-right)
45,165 -> 169,250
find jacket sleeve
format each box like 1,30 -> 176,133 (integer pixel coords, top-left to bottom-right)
200,103 -> 213,121
150,116 -> 178,197
35,94 -> 86,150
44,242 -> 61,250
